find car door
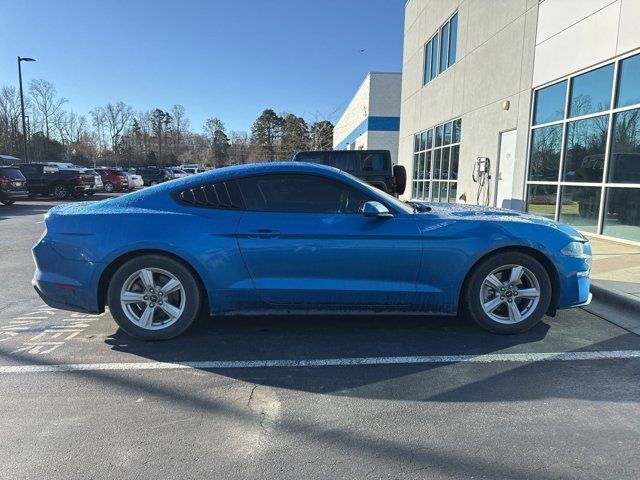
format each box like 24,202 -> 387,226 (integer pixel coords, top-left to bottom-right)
18,164 -> 43,192
235,173 -> 422,307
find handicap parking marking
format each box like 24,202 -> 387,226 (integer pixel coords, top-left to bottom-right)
1,350 -> 640,374
0,305 -> 106,355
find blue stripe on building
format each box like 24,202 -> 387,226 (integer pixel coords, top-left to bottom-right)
334,116 -> 400,150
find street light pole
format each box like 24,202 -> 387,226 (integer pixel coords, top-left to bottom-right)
17,56 -> 36,163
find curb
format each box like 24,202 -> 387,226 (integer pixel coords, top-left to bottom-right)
584,281 -> 640,335
590,281 -> 640,312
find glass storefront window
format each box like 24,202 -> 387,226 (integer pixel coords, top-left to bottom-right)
527,184 -> 557,219
533,81 -> 566,125
527,55 -> 640,242
603,188 -> 640,242
559,186 -> 601,233
443,122 -> 452,145
562,115 -> 608,182
452,118 -> 461,143
608,108 -> 640,184
568,63 -> 614,117
529,125 -> 562,181
616,54 -> 640,108
412,118 -> 460,203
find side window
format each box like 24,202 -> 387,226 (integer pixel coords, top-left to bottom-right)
236,174 -> 373,214
177,181 -> 242,209
360,152 -> 389,172
20,164 -> 38,176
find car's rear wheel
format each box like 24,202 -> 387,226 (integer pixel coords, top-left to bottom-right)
107,255 -> 202,340
104,182 -> 115,193
464,252 -> 551,334
52,184 -> 70,200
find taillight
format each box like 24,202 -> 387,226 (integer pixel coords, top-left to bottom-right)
0,176 -> 11,183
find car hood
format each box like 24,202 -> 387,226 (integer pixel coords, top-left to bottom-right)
412,201 -> 587,241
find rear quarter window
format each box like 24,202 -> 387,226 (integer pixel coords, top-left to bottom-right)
0,168 -> 25,179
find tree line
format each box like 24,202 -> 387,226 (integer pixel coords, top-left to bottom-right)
0,79 -> 334,167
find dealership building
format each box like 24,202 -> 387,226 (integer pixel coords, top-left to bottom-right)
397,0 -> 640,243
333,72 -> 402,164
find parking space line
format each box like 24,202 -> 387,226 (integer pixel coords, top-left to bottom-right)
1,350 -> 640,374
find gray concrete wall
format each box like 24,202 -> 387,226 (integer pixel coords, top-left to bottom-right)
399,0 -> 539,205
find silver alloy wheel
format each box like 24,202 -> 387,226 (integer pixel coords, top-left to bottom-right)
120,267 -> 186,330
479,264 -> 541,324
104,182 -> 114,192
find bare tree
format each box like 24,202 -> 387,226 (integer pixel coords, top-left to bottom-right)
0,86 -> 22,155
28,79 -> 67,156
104,101 -> 133,160
170,104 -> 188,155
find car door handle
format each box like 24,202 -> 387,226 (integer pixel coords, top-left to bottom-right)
246,229 -> 281,239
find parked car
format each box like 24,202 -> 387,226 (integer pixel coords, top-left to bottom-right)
32,162 -> 592,340
95,168 -> 129,193
135,167 -> 172,186
125,172 -> 144,190
85,169 -> 103,195
169,168 -> 189,179
180,164 -> 203,175
292,150 -> 406,196
0,166 -> 28,205
15,163 -> 95,199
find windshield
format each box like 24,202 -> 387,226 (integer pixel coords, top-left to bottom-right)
338,170 -> 414,214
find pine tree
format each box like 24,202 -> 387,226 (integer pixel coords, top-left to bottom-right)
250,109 -> 283,161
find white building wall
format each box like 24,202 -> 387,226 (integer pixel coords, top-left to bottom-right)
333,72 -> 402,164
533,0 -> 640,87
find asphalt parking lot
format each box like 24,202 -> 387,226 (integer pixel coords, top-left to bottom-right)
1,194 -> 639,480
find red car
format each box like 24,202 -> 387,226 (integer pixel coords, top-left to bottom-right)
95,168 -> 129,193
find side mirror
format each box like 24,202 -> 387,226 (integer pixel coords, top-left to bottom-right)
362,201 -> 393,219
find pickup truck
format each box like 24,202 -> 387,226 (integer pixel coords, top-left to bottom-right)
15,163 -> 96,200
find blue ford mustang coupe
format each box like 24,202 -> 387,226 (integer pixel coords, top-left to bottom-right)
32,162 -> 592,340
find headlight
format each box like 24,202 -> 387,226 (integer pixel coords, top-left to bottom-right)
561,241 -> 587,257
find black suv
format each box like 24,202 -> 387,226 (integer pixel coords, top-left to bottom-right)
292,150 -> 406,196
0,166 -> 28,205
135,167 -> 172,186
15,163 -> 96,200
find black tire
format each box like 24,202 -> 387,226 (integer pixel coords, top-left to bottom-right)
464,251 -> 552,334
52,183 -> 70,200
393,165 -> 407,196
1,199 -> 15,205
107,254 -> 202,340
104,182 -> 115,193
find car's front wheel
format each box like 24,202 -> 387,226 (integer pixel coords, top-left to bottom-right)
104,182 -> 115,193
464,252 -> 552,334
107,255 -> 202,340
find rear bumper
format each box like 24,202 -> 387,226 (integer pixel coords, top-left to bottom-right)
0,189 -> 28,200
32,281 -> 96,314
32,238 -> 102,314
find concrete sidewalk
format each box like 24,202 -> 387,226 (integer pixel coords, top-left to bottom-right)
584,235 -> 640,334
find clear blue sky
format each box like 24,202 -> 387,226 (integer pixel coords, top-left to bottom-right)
0,0 -> 404,132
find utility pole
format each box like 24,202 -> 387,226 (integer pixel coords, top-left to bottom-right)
18,56 -> 36,162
